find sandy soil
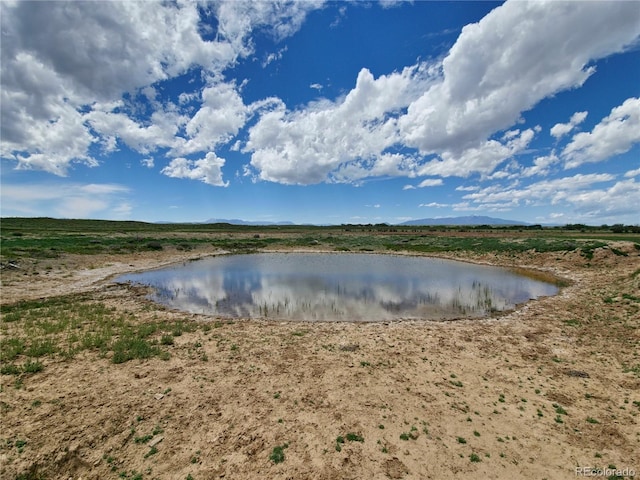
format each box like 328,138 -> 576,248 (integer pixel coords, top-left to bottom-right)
1,243 -> 639,479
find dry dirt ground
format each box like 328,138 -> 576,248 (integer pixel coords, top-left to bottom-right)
1,243 -> 639,480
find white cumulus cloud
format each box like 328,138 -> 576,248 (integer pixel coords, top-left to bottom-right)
416,129 -> 536,179
521,153 -> 560,178
245,65 -> 433,184
161,152 -> 229,187
245,0 -> 640,186
562,97 -> 640,169
550,111 -> 588,139
457,173 -> 640,222
172,81 -> 249,157
399,1 -> 639,155
625,168 -> 640,178
0,0 -> 325,180
2,0 -> 639,192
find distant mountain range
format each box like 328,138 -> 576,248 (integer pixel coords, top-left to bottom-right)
204,218 -> 296,226
398,215 -> 529,226
195,215 -> 529,226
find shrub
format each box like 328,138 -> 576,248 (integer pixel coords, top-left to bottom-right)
146,241 -> 163,251
270,444 -> 288,464
345,433 -> 364,442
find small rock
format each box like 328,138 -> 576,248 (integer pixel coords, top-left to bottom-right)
148,436 -> 163,448
154,393 -> 164,400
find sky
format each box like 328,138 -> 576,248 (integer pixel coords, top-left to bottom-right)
1,0 -> 639,225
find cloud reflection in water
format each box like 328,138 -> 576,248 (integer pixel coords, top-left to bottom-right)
115,253 -> 558,321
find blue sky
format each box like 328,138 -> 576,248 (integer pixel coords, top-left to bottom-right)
1,1 -> 639,225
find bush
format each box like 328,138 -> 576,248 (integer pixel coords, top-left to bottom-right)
270,444 -> 288,464
145,241 -> 163,251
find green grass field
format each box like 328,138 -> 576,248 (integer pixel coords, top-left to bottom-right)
2,217 -> 638,259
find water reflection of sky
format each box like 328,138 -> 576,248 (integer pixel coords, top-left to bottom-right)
115,253 -> 558,321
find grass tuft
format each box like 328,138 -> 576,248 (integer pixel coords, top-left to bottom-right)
270,444 -> 288,464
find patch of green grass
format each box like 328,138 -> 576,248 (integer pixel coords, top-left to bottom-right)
384,235 -> 610,259
25,338 -> 57,357
622,364 -> 640,377
135,434 -> 154,444
457,437 -> 467,444
0,296 -> 173,365
609,247 -> 628,257
270,443 -> 288,464
1,360 -> 44,375
553,404 -> 568,415
112,337 -> 160,364
0,338 -> 25,362
586,417 -> 600,424
563,319 -> 581,327
399,428 -> 420,441
334,433 -> 364,451
0,364 -> 21,375
144,446 -> 158,458
11,439 -> 28,453
470,453 -> 481,463
22,360 -> 44,374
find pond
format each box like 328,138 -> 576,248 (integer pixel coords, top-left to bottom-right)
115,253 -> 559,321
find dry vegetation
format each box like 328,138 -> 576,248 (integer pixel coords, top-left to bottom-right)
1,222 -> 639,480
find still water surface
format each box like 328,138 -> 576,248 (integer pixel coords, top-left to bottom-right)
115,253 -> 558,321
